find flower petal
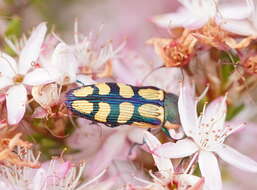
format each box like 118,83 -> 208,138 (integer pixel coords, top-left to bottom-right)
23,68 -> 55,86
19,23 -> 47,74
178,78 -> 199,137
85,130 -> 127,178
218,2 -> 253,20
6,84 -> 27,125
0,52 -> 17,77
219,19 -> 257,36
0,77 -> 13,89
201,96 -> 227,132
198,151 -> 222,190
154,138 -> 198,158
32,168 -> 46,190
152,8 -> 191,28
215,144 -> 257,173
51,43 -> 78,84
144,131 -> 174,177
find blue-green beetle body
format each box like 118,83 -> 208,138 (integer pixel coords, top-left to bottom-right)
65,82 -> 180,134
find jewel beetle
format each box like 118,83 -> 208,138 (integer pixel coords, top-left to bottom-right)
65,82 -> 180,135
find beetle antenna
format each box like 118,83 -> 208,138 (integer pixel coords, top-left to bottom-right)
141,65 -> 164,84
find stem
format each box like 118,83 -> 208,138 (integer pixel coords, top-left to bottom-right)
185,152 -> 199,174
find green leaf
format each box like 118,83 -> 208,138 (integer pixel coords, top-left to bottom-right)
5,16 -> 22,38
226,104 -> 244,121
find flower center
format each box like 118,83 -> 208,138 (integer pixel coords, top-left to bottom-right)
196,119 -> 232,151
13,74 -> 24,84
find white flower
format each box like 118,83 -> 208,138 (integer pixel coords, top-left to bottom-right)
43,23 -> 123,85
152,0 -> 257,36
140,131 -> 205,190
154,80 -> 257,190
0,23 -> 54,125
0,149 -> 107,190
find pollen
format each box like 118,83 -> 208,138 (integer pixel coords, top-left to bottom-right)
13,74 -> 24,84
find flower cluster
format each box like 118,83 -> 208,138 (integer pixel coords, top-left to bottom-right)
0,0 -> 257,189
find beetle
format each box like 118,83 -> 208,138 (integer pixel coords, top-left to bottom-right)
65,82 -> 180,135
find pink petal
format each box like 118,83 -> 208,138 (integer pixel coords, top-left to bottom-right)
0,77 -> 13,89
19,23 -> 47,74
127,128 -> 146,144
154,138 -> 198,158
178,79 -> 199,137
0,52 -> 17,77
6,84 -> 27,125
144,131 -> 174,177
199,151 -> 222,190
42,160 -> 72,179
215,144 -> 257,172
201,96 -> 227,131
23,68 -> 54,86
32,107 -> 48,118
85,131 -> 127,178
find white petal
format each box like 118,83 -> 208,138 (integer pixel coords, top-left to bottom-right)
51,43 -> 78,84
152,8 -> 191,28
218,2 -> 253,20
144,131 -> 174,177
168,128 -> 185,140
19,23 -> 47,74
6,85 -> 27,125
32,168 -> 46,190
198,151 -> 222,190
154,138 -> 198,158
0,77 -> 13,89
215,144 -> 257,172
23,68 -> 55,86
225,121 -> 246,136
178,78 -> 199,136
0,52 -> 17,77
152,8 -> 206,29
219,19 -> 257,36
177,174 -> 202,188
201,96 -> 226,131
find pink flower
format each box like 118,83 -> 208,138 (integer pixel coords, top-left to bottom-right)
66,118 -> 147,179
0,23 -> 54,125
152,0 -> 257,36
154,80 -> 257,190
